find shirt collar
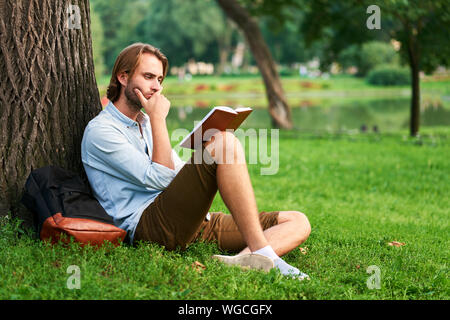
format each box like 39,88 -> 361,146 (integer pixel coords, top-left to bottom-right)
105,101 -> 149,127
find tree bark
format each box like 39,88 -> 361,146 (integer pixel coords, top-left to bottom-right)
0,0 -> 101,225
216,0 -> 293,129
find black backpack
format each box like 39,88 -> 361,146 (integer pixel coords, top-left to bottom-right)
21,166 -> 127,246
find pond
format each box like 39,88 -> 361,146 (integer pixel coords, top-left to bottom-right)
166,96 -> 450,134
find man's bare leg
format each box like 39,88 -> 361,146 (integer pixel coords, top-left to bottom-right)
204,131 -> 311,279
205,131 -> 268,252
238,211 -> 311,256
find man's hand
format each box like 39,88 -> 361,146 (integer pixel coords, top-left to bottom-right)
134,88 -> 170,120
134,87 -> 174,170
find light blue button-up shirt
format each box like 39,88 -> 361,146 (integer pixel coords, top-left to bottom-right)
81,101 -> 185,243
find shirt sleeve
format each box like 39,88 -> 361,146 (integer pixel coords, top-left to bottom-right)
82,124 -> 176,191
172,149 -> 186,174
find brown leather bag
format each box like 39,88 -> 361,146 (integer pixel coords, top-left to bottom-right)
22,166 -> 127,246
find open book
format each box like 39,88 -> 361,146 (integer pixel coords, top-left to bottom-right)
179,106 -> 253,149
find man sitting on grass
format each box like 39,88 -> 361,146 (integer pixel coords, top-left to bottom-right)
81,43 -> 311,280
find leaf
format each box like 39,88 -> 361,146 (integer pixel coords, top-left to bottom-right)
191,261 -> 206,273
299,247 -> 308,255
52,260 -> 61,268
388,241 -> 406,247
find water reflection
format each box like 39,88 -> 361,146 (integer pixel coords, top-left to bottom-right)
421,104 -> 450,127
166,98 -> 450,134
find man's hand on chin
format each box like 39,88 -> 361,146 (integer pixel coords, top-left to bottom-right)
134,87 -> 170,121
134,87 -> 174,170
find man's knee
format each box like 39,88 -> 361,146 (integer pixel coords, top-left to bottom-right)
279,210 -> 311,240
204,130 -> 244,164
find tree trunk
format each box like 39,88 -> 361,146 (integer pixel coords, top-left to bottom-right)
409,62 -> 420,137
216,0 -> 293,129
216,17 -> 233,75
0,0 -> 101,225
407,34 -> 420,137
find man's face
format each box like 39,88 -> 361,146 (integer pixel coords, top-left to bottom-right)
122,53 -> 164,111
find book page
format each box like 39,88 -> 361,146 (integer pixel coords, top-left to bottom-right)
235,107 -> 252,112
215,106 -> 237,114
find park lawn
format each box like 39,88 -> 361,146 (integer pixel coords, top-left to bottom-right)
96,74 -> 450,110
140,74 -> 449,95
0,127 -> 448,300
96,74 -> 450,99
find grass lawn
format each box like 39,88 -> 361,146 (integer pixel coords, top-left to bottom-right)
1,127 -> 448,300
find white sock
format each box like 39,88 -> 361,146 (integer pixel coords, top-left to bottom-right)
253,245 -> 279,260
253,245 -> 309,279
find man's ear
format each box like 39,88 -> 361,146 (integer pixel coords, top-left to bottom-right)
117,71 -> 128,87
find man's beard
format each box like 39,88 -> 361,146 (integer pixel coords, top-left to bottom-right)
124,84 -> 142,112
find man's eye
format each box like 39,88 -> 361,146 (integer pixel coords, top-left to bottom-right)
144,75 -> 162,83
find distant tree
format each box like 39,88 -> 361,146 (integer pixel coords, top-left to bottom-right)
134,0 -> 227,67
216,15 -> 237,75
216,0 -> 293,128
338,41 -> 400,76
91,0 -> 238,72
89,0 -> 132,71
261,16 -> 324,66
302,0 -> 450,136
381,0 -> 450,136
90,4 -> 106,79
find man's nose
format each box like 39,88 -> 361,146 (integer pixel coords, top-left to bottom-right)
151,79 -> 162,92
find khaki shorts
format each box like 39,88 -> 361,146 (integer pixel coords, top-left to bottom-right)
133,147 -> 279,252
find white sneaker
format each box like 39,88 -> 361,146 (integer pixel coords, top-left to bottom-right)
212,253 -> 274,272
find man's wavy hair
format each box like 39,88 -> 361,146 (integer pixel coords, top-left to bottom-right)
106,43 -> 169,103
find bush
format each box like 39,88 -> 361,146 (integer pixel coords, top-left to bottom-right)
359,42 -> 400,76
366,64 -> 411,86
279,66 -> 298,76
338,41 -> 400,77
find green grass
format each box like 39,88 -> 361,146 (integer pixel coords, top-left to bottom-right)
1,127 -> 449,299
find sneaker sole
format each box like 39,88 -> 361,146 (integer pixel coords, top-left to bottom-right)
212,253 -> 274,272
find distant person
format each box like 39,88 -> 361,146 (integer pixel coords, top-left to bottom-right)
81,43 -> 311,280
177,68 -> 185,82
360,124 -> 367,133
